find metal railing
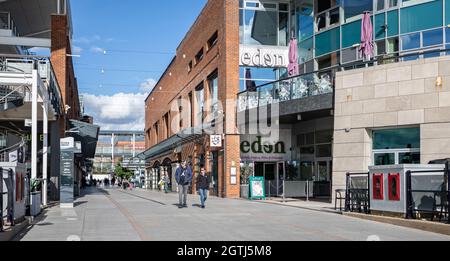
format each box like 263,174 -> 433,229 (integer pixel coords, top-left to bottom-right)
0,12 -> 20,37
345,172 -> 371,214
0,54 -> 64,116
406,163 -> 449,224
238,68 -> 337,112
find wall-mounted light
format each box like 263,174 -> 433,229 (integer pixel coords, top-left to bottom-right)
436,76 -> 443,90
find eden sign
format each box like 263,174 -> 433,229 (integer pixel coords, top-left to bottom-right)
240,136 -> 286,154
240,45 -> 289,68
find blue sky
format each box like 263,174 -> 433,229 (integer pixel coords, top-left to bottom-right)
70,0 -> 207,130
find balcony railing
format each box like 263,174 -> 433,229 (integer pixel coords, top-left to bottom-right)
0,54 -> 64,116
0,12 -> 20,37
238,68 -> 337,112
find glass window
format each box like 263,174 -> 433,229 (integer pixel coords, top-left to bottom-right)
374,153 -> 396,166
400,0 -> 443,34
447,28 -> 450,44
343,0 -> 373,23
297,5 -> 314,41
387,37 -> 399,53
423,28 -> 443,47
342,20 -> 361,48
243,9 -> 277,45
373,128 -> 420,150
387,10 -> 399,37
208,73 -> 219,114
329,7 -> 340,25
388,0 -> 398,8
376,40 -> 386,55
401,32 -> 420,50
316,130 -> 333,144
399,152 -> 420,164
376,0 -> 385,11
374,13 -> 386,40
316,144 -> 332,158
315,27 -> 341,56
279,12 -> 289,46
298,38 -> 313,63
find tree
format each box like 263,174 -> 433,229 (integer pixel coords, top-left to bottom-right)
114,163 -> 133,180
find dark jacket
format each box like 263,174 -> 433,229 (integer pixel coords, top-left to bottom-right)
196,174 -> 210,190
175,166 -> 193,185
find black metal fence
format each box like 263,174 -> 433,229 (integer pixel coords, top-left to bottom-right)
406,163 -> 449,224
345,172 -> 370,214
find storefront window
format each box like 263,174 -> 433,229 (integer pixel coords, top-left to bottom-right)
373,127 -> 420,166
239,1 -> 290,46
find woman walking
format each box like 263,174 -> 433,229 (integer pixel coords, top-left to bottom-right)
196,167 -> 210,209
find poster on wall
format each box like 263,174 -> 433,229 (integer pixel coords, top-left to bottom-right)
249,176 -> 265,200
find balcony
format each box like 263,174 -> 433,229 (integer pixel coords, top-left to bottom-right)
0,54 -> 64,119
238,69 -> 336,117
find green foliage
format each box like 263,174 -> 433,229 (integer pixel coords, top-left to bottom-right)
240,163 -> 253,185
114,163 -> 133,180
31,179 -> 42,193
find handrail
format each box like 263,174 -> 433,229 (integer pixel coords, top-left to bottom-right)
238,47 -> 450,96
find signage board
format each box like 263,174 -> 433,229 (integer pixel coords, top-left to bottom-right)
240,129 -> 292,162
249,176 -> 265,200
210,135 -> 222,148
60,138 -> 75,208
240,45 -> 289,68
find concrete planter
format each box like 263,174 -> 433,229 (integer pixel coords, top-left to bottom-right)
240,185 -> 249,199
30,192 -> 41,217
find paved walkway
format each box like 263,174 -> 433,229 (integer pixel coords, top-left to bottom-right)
15,187 -> 450,241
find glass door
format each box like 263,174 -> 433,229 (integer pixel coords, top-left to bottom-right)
314,160 -> 332,198
264,163 -> 277,197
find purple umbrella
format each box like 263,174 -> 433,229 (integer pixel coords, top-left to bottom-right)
288,38 -> 299,77
360,12 -> 374,61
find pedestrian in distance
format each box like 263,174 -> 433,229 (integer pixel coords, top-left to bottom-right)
175,160 -> 193,208
163,174 -> 170,193
196,167 -> 210,209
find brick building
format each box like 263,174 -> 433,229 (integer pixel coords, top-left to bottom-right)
144,0 -> 450,201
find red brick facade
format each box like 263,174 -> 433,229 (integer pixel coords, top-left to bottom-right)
51,14 -> 82,134
145,0 -> 240,198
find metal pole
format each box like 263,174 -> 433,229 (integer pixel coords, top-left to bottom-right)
405,170 -> 413,220
42,102 -> 48,207
446,162 -> 450,225
306,180 -> 309,202
345,173 -> 350,212
367,172 -> 371,214
8,169 -> 14,226
31,69 -> 38,181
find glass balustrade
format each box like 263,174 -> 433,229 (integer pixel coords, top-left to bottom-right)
238,70 -> 334,112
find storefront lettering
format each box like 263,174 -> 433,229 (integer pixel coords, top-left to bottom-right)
240,45 -> 289,68
240,136 -> 285,154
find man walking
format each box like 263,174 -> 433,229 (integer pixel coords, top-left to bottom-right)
175,161 -> 193,208
196,167 -> 210,209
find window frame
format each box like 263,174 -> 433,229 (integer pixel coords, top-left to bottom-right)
239,0 -> 291,46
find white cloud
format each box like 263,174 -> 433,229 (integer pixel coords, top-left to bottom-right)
73,45 -> 83,54
82,92 -> 147,131
90,46 -> 106,54
140,78 -> 157,93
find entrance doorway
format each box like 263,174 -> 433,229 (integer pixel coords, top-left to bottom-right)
255,162 -> 285,197
299,159 -> 332,198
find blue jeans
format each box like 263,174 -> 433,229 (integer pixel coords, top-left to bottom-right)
199,189 -> 208,207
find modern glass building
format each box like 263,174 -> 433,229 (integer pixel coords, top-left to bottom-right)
93,131 -> 146,179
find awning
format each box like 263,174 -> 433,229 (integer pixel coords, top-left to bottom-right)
68,120 -> 100,159
137,127 -> 204,161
